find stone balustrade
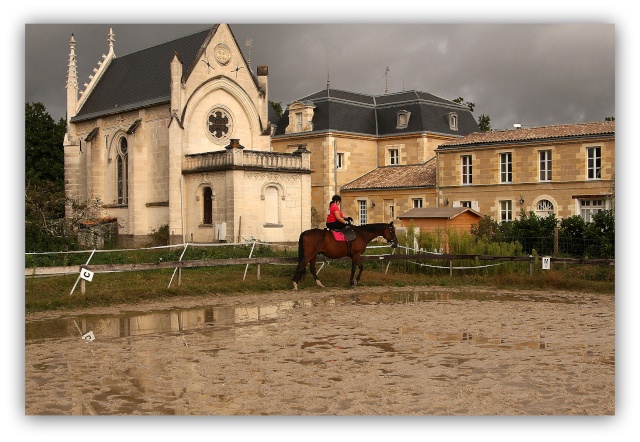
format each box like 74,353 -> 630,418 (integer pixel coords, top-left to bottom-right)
183,140 -> 311,173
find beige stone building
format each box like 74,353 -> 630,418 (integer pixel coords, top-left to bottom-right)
270,89 -> 479,226
435,122 -> 615,222
64,25 -> 311,244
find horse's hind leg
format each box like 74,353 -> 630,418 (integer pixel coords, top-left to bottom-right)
292,260 -> 308,290
309,256 -> 325,287
350,257 -> 364,289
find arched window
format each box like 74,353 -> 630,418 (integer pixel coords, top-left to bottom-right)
536,199 -> 554,217
117,137 -> 128,204
264,186 -> 279,224
203,187 -> 213,225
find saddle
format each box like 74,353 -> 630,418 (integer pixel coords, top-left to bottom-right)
328,226 -> 356,242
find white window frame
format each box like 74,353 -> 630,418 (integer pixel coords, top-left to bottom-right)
295,112 -> 303,132
448,112 -> 458,131
587,146 -> 602,179
536,199 -> 554,217
461,155 -> 472,185
580,198 -> 605,222
539,150 -> 552,182
500,200 -> 512,223
500,152 -> 512,183
396,110 -> 411,129
389,149 -> 399,166
412,198 -> 423,208
358,200 -> 368,225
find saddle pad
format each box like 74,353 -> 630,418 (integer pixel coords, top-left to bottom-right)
331,230 -> 348,242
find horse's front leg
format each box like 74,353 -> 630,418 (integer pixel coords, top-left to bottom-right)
352,255 -> 364,288
349,258 -> 357,288
309,256 -> 325,288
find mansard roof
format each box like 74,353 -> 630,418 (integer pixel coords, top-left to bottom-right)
342,158 -> 436,191
273,88 -> 479,138
437,121 -> 615,149
71,27 -> 217,122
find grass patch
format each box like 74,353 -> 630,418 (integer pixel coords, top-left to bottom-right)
25,258 -> 614,314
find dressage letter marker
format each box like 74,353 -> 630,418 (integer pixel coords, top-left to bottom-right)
542,257 -> 551,270
82,331 -> 95,341
80,268 -> 94,282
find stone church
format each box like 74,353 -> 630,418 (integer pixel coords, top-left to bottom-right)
64,24 -> 311,245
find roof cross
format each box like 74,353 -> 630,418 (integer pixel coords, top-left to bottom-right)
231,63 -> 244,78
201,56 -> 215,73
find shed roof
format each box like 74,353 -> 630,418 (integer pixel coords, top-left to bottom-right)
397,207 -> 483,220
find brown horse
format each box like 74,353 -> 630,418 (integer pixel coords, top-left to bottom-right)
292,222 -> 398,290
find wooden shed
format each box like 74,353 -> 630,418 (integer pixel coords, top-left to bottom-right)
397,207 -> 483,252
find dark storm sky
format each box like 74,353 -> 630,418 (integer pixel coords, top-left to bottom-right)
25,22 -> 615,131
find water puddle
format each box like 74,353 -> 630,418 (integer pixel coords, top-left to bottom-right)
25,289 -> 580,342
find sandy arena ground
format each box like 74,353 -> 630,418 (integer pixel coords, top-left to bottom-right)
25,286 -> 614,415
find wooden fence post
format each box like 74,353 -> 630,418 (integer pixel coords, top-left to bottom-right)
529,255 -> 534,276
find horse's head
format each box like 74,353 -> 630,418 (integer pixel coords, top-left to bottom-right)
385,221 -> 398,248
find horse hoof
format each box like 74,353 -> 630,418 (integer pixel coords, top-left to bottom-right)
293,282 -> 298,291
316,280 -> 325,288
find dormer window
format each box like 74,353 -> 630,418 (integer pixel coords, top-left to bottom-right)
396,110 -> 411,129
447,112 -> 459,131
285,101 -> 316,134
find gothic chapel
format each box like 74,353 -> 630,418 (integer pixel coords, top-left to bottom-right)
64,24 -> 312,244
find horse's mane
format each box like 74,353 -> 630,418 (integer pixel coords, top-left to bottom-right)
352,223 -> 389,233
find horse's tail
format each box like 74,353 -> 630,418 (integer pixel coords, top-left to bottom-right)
293,231 -> 307,281
297,231 -> 305,264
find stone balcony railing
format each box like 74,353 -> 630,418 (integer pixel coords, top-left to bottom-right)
183,139 -> 311,173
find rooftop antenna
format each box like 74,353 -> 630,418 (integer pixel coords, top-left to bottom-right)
245,38 -> 253,70
327,71 -> 330,89
384,66 -> 390,95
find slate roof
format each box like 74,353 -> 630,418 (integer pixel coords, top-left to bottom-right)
342,158 -> 436,191
72,27 -> 217,122
273,88 -> 479,138
437,121 -> 615,149
397,207 -> 483,220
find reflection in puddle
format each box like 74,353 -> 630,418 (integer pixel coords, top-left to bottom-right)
25,289 -> 574,343
26,291 -> 456,341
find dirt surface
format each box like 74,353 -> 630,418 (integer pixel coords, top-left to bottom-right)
24,285 -> 615,415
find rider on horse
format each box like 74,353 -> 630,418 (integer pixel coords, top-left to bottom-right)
326,195 -> 353,230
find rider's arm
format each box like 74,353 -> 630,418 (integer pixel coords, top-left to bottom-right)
334,211 -> 346,223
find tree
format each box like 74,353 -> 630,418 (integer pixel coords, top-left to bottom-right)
583,210 -> 615,258
269,101 -> 283,119
471,215 -> 501,242
477,114 -> 491,132
25,102 -> 66,184
604,116 -> 615,121
452,97 -> 475,112
25,102 -> 70,252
